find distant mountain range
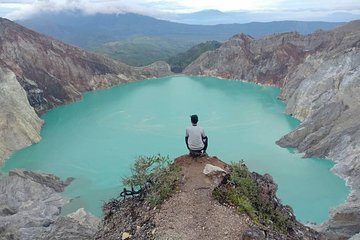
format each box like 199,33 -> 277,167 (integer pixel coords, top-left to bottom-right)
1,15 -> 359,239
18,11 -> 345,49
170,10 -> 360,25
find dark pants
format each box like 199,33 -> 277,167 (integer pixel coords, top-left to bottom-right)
189,149 -> 203,157
189,138 -> 208,156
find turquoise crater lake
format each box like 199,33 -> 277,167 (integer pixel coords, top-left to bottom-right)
1,76 -> 349,224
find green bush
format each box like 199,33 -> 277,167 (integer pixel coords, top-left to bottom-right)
122,155 -> 181,206
228,190 -> 257,220
213,160 -> 291,233
229,162 -> 259,203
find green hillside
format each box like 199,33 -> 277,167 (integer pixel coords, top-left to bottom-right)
168,41 -> 222,73
93,36 -> 198,66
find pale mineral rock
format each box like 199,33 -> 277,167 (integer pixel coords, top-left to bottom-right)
0,169 -> 99,240
203,163 -> 226,175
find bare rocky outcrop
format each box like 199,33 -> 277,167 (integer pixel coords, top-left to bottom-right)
0,169 -> 99,240
97,155 -> 322,240
153,156 -> 250,240
42,208 -> 100,240
0,68 -> 43,165
0,17 -> 172,163
184,20 -> 360,239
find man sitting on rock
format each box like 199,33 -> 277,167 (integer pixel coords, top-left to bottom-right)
185,114 -> 208,157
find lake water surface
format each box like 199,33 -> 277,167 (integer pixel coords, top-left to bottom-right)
1,76 -> 349,224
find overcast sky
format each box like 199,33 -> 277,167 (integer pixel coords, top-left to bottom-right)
0,0 -> 359,21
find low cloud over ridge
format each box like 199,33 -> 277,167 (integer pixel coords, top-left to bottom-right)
1,0 -> 359,22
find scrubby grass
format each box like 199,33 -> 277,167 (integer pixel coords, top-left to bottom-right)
122,155 -> 181,206
213,161 -> 291,233
212,161 -> 258,220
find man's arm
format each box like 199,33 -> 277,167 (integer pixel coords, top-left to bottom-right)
185,136 -> 190,150
185,129 -> 190,150
202,129 -> 208,151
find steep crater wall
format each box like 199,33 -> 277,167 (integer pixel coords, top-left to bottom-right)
0,18 -> 172,163
184,20 -> 360,239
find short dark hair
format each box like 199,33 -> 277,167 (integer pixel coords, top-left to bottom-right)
190,114 -> 198,124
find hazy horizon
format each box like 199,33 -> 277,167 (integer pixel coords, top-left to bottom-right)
0,0 -> 359,24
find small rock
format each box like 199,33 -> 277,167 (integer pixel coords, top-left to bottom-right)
203,164 -> 227,184
203,164 -> 226,175
122,232 -> 131,239
64,177 -> 75,186
242,228 -> 266,240
67,208 -> 87,223
0,207 -> 17,216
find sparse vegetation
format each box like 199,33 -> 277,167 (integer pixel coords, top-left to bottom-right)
122,155 -> 181,206
213,161 -> 292,233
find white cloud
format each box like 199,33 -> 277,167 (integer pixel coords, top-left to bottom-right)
2,0 -> 168,19
273,0 -> 360,11
1,0 -> 360,20
158,0 -> 283,12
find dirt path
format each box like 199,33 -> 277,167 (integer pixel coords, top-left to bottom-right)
153,155 -> 251,240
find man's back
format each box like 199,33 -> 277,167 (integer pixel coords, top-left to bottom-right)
186,125 -> 206,151
185,114 -> 208,155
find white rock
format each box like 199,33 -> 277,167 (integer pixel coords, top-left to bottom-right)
122,232 -> 131,239
67,208 -> 87,224
349,233 -> 360,240
0,68 -> 43,164
203,164 -> 226,175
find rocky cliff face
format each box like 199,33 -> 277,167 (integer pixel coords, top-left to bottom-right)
0,68 -> 43,165
0,169 -> 99,240
0,17 -> 172,163
184,21 -> 360,239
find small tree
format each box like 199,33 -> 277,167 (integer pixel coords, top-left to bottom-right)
122,155 -> 181,206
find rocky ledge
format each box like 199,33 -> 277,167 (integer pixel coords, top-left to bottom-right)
184,20 -> 360,239
96,155 -> 322,240
0,169 -> 99,240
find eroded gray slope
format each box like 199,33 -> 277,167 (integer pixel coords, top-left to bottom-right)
0,169 -> 99,240
0,68 -> 43,165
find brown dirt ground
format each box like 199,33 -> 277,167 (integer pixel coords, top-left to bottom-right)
153,155 -> 253,240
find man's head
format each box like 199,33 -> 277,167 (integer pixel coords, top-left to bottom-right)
190,114 -> 198,125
